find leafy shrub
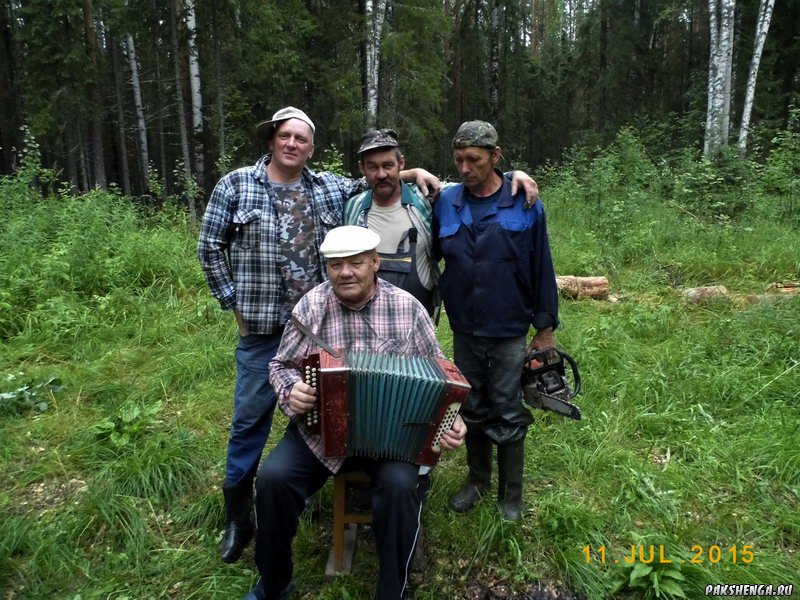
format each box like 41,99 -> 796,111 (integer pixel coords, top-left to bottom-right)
762,106 -> 800,221
763,106 -> 800,197
315,144 -> 348,176
669,147 -> 759,221
610,559 -> 689,599
0,374 -> 63,415
91,401 -> 162,447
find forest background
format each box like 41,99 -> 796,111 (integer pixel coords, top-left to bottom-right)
1,0 -> 799,599
1,0 -> 798,198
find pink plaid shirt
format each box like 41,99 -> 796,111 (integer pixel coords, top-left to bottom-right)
269,278 -> 444,472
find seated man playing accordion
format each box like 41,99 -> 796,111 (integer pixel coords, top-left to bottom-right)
243,226 -> 467,600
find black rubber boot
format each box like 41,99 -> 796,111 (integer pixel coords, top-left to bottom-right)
242,578 -> 295,600
497,440 -> 525,521
449,431 -> 493,513
220,481 -> 255,563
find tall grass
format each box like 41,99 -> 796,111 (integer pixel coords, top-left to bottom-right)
1,132 -> 798,599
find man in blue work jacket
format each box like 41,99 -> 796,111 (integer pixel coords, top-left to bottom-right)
434,120 -> 559,521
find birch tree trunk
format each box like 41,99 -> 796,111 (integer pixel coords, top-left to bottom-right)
185,0 -> 205,189
737,0 -> 775,156
719,0 -> 735,147
703,0 -> 720,158
704,0 -> 736,160
365,0 -> 388,129
126,33 -> 150,192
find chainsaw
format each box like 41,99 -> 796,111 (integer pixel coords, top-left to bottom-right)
521,347 -> 582,420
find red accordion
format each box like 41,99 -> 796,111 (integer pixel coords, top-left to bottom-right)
301,349 -> 470,467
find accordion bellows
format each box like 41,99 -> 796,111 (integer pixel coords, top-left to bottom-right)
303,350 -> 470,466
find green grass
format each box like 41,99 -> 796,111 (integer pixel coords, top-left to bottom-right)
1,155 -> 798,599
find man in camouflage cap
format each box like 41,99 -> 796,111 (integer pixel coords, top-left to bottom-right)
433,120 -> 560,521
451,119 -> 499,149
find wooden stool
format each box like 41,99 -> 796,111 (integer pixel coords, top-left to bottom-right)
326,470 -> 373,575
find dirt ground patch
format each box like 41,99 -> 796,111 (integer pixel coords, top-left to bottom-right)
461,580 -> 583,600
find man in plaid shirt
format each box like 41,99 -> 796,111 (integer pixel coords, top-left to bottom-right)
240,226 -> 466,600
197,107 -> 442,565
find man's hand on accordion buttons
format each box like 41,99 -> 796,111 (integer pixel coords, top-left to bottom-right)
288,381 -> 318,415
439,414 -> 467,451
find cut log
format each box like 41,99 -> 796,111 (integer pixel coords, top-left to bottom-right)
556,276 -> 610,300
683,285 -> 729,302
766,282 -> 800,295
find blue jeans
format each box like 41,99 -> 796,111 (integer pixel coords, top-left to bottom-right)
225,331 -> 283,486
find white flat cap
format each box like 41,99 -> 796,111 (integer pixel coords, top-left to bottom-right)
320,226 -> 380,258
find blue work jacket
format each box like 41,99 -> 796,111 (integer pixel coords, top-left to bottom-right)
433,175 -> 559,337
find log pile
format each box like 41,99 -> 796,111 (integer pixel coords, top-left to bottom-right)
682,285 -> 729,302
551,278 -> 798,303
766,282 -> 800,295
682,282 -> 799,304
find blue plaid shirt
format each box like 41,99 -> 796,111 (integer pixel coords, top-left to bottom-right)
197,155 -> 363,334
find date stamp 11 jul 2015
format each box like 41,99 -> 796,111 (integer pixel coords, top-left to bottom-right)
582,544 -> 755,565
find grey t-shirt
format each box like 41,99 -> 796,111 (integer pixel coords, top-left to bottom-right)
367,199 -> 433,290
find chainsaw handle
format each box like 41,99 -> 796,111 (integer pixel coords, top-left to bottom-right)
524,346 -> 581,399
558,349 -> 581,398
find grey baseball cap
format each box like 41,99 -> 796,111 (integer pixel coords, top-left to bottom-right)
255,106 -> 315,140
358,129 -> 400,156
452,120 -> 498,149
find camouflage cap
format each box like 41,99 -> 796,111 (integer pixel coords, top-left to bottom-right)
452,120 -> 498,149
358,129 -> 400,156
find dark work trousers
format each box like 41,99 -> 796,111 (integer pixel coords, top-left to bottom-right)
254,424 -> 426,600
452,333 -> 532,444
225,331 -> 283,486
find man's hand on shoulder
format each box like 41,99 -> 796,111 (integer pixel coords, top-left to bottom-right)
510,171 -> 540,208
401,168 -> 442,200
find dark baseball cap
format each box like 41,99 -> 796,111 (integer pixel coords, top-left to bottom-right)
358,129 -> 400,156
452,120 -> 498,149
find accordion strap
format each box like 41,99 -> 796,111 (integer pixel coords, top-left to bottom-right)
290,316 -> 341,358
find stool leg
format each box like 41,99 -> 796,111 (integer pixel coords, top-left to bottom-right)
333,474 -> 346,572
